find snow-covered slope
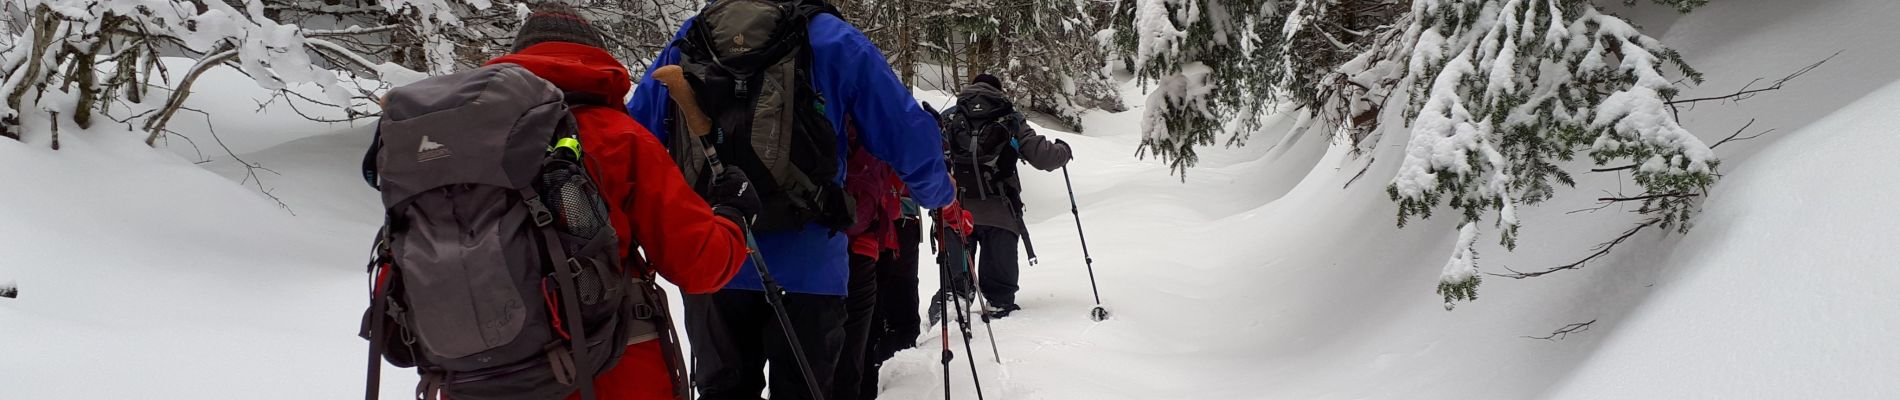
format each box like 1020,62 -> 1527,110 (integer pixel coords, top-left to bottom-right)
4,0 -> 1899,399
1545,71 -> 1900,400
0,114 -> 382,398
882,0 -> 1900,398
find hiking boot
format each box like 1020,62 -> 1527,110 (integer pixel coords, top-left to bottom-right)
927,292 -> 945,328
983,303 -> 1022,320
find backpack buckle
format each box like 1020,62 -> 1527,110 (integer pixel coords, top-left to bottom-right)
633,303 -> 656,320
525,194 -> 555,227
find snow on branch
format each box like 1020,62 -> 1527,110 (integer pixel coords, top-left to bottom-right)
1374,0 -> 1717,305
1126,0 -> 1282,176
0,0 -> 479,142
1108,0 -> 1746,307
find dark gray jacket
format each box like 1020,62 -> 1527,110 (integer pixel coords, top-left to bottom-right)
943,83 -> 1073,233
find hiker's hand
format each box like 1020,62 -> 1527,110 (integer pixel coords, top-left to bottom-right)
935,201 -> 975,238
711,168 -> 761,225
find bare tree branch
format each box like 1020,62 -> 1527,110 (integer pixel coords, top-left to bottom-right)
1598,192 -> 1697,203
1490,219 -> 1660,279
176,106 -> 293,215
1666,51 -> 1839,107
1709,118 -> 1776,149
144,48 -> 240,145
1523,319 -> 1596,341
303,24 -> 405,37
1590,164 -> 1638,173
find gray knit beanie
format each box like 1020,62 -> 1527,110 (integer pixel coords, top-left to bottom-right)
512,2 -> 606,53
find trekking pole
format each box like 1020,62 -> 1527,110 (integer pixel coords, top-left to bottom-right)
1061,165 -> 1109,322
935,215 -> 989,400
1002,194 -> 1037,265
954,234 -> 1003,363
742,231 -> 828,399
937,253 -> 953,400
950,284 -> 988,400
653,65 -> 826,400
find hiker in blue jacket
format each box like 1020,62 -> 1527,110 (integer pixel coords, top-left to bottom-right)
626,2 -> 957,399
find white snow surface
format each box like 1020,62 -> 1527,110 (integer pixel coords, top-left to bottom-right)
6,0 -> 1900,398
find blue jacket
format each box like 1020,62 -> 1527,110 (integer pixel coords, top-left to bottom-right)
627,14 -> 956,296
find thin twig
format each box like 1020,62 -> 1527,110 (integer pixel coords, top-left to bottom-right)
1598,192 -> 1696,203
1590,164 -> 1638,173
1343,156 -> 1376,189
1666,51 -> 1839,106
176,106 -> 293,215
1523,319 -> 1597,341
1709,119 -> 1775,149
1489,219 -> 1660,279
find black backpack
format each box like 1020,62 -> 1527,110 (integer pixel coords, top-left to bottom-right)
670,0 -> 853,232
942,87 -> 1020,199
359,64 -> 669,400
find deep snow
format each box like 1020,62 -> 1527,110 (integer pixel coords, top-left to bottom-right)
4,0 -> 1900,399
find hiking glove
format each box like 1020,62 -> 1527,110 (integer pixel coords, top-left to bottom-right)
710,168 -> 762,225
934,201 -> 976,238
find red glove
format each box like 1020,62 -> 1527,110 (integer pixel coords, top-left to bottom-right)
936,201 -> 975,238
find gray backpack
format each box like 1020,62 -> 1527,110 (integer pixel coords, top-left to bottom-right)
359,64 -> 664,400
672,0 -> 854,232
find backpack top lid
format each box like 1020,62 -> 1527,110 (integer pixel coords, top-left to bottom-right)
375,64 -> 567,207
955,82 -> 1014,122
684,0 -> 838,71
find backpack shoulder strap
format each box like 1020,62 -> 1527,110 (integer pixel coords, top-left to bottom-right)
796,0 -> 840,20
562,91 -> 616,109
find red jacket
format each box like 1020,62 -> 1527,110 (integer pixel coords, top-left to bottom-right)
844,125 -> 909,259
488,42 -> 744,400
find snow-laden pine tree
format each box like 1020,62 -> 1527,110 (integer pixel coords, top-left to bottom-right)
989,0 -> 1125,129
261,0 -> 697,76
1115,0 -> 1282,174
1119,0 -> 1717,307
894,0 -> 1123,130
1369,0 -> 1710,306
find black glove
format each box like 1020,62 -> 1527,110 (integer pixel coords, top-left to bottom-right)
710,167 -> 761,225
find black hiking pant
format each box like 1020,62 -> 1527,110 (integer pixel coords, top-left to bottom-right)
855,218 -> 923,399
831,254 -> 879,400
971,225 -> 1022,306
684,289 -> 845,400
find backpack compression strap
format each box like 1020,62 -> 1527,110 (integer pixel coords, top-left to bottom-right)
521,187 -> 599,400
364,264 -> 390,400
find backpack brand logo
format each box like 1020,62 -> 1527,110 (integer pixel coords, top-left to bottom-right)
732,35 -> 752,52
417,136 -> 453,162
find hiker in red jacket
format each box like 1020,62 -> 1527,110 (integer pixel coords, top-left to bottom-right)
485,4 -> 756,399
834,126 -> 973,400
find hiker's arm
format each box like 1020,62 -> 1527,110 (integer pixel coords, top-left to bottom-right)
626,25 -> 690,144
1011,115 -> 1072,171
808,15 -> 956,209
621,123 -> 745,294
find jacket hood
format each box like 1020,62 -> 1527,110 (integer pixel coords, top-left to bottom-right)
485,42 -> 632,106
954,82 -> 1014,119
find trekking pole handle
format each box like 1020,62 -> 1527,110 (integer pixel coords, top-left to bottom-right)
653,65 -> 728,176
651,66 -> 714,138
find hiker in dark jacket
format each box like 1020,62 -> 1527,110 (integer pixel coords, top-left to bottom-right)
941,74 -> 1072,318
